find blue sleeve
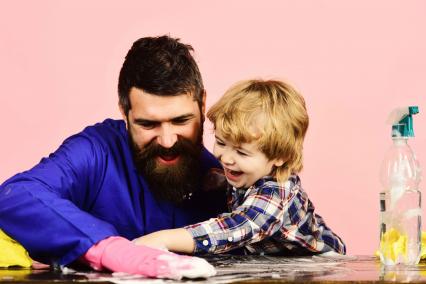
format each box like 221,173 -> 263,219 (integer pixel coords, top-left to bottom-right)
0,134 -> 119,265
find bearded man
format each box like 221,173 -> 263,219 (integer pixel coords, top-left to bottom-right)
0,36 -> 227,278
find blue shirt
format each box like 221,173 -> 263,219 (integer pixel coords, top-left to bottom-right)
0,119 -> 226,265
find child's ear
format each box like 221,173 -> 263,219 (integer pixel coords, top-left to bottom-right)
273,159 -> 285,167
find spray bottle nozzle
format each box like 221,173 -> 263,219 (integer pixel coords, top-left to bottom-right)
409,106 -> 419,115
391,106 -> 419,138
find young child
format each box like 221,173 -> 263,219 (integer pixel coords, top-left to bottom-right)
134,79 -> 346,256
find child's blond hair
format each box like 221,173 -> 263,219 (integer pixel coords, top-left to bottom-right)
207,79 -> 309,184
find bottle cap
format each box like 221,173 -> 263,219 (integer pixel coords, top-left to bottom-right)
392,106 -> 419,138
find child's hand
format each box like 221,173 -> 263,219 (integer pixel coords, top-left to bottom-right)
132,231 -> 169,251
133,229 -> 196,254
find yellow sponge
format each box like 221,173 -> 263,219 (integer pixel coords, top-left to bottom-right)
376,230 -> 426,262
0,229 -> 32,267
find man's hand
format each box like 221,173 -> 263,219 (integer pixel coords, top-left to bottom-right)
133,228 -> 195,254
83,236 -> 214,280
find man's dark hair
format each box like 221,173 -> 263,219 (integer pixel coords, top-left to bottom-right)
118,35 -> 204,115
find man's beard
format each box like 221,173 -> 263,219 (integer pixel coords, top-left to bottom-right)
129,129 -> 203,204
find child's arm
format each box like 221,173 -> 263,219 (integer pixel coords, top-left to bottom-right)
135,177 -> 346,256
133,228 -> 195,254
183,185 -> 286,254
136,185 -> 286,255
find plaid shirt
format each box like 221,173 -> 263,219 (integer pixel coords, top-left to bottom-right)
185,175 -> 346,255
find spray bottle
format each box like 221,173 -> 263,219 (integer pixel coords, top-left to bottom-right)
379,106 -> 422,265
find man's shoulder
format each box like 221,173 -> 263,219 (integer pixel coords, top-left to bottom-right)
61,119 -> 128,154
74,119 -> 126,144
82,119 -> 126,136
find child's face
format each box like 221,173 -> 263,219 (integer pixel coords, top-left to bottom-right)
213,128 -> 283,189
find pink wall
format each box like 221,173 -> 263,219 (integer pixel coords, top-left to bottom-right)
1,1 -> 426,255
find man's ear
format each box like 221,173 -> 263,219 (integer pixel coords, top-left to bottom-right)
118,103 -> 128,130
201,90 -> 206,115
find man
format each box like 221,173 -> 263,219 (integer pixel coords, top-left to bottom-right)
0,36 -> 226,278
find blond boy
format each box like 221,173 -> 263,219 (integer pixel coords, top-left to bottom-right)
134,79 -> 346,255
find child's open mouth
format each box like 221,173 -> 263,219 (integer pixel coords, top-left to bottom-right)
224,168 -> 243,181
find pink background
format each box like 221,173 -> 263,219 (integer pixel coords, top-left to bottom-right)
1,1 -> 426,255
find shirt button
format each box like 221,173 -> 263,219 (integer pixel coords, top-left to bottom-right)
202,240 -> 209,246
228,237 -> 233,242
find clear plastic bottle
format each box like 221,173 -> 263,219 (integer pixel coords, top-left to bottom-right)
379,106 -> 422,266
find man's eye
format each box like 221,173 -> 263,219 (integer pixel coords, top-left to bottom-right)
172,119 -> 190,125
138,122 -> 157,129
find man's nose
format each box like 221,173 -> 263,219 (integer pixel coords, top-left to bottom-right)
156,124 -> 178,149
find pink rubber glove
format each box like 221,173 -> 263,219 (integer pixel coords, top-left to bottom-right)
83,236 -> 216,280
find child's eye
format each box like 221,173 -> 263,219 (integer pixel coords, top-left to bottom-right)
215,140 -> 225,146
237,150 -> 248,156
